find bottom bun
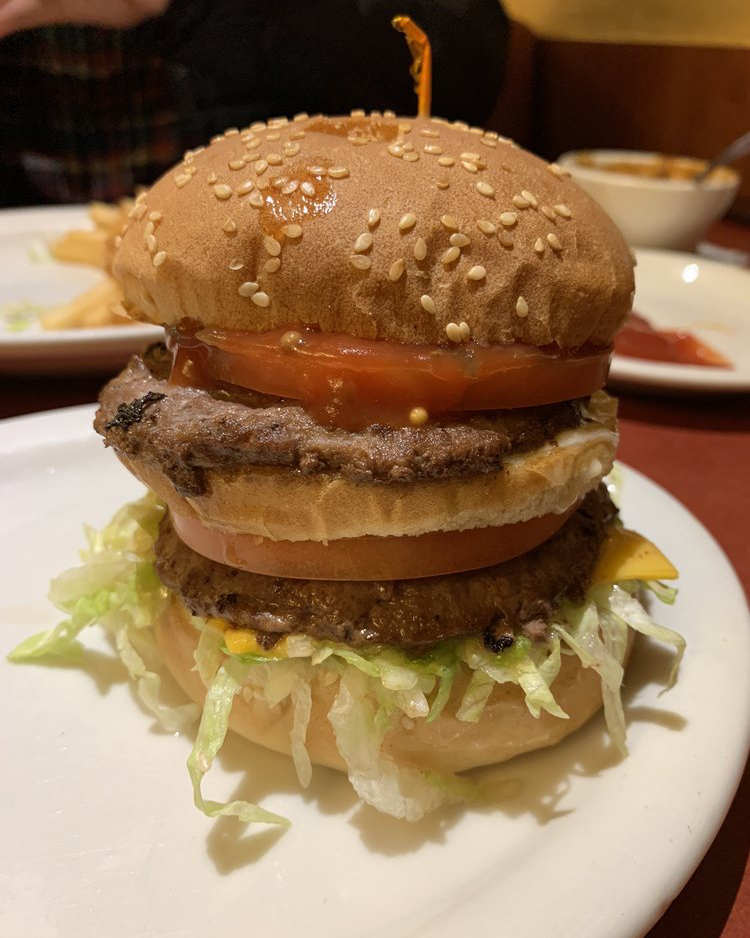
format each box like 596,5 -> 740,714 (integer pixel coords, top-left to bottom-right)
157,597 -> 632,774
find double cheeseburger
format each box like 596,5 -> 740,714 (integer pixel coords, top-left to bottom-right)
66,113 -> 683,823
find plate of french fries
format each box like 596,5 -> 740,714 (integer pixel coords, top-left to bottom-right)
0,202 -> 161,373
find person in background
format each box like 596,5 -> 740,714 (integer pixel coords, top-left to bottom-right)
0,0 -> 508,207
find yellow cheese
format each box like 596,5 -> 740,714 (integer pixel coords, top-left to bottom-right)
592,527 -> 678,585
224,628 -> 288,658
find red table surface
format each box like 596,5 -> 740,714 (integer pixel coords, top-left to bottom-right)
1,223 -> 748,938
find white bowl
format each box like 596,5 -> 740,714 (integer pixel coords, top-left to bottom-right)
558,149 -> 740,250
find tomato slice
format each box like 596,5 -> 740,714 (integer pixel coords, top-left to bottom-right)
169,325 -> 610,430
171,506 -> 577,581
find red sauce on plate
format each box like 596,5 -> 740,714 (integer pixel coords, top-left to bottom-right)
615,312 -> 731,368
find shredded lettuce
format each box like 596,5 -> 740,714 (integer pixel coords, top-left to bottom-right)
8,494 -> 686,824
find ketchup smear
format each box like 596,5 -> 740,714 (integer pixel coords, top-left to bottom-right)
615,312 -> 731,368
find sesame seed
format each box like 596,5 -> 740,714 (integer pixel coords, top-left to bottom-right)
413,237 -> 427,261
399,122 -> 412,133
133,203 -> 147,220
547,163 -> 570,178
263,236 -> 281,256
281,181 -> 299,195
403,152 -> 419,162
409,406 -> 429,427
254,160 -> 268,174
225,127 -> 239,136
250,121 -> 266,132
554,203 -> 572,218
459,321 -> 471,342
512,195 -> 529,209
266,132 -> 280,141
228,159 -> 246,170
266,153 -> 283,166
499,212 -> 518,227
289,131 -> 305,140
354,232 -> 373,253
480,137 -> 497,148
236,180 -> 255,196
228,259 -> 245,271
498,231 -> 514,248
213,184 -> 232,200
469,126 -> 484,135
399,213 -> 417,231
257,178 -> 269,191
388,258 -> 406,281
437,156 -> 455,167
476,181 -> 494,197
207,172 -> 218,184
245,138 -> 262,150
238,281 -> 259,296
521,189 -> 538,208
460,152 -> 481,162
210,134 -> 224,145
441,246 -> 460,265
370,110 -> 382,118
282,224 -> 303,239
450,233 -> 470,247
516,296 -> 529,317
145,233 -> 157,252
439,215 -> 457,231
174,174 -> 190,187
541,205 -> 556,221
252,291 -> 271,307
534,238 -> 545,255
328,166 -> 349,178
349,255 -> 372,271
300,181 -> 316,197
367,208 -> 380,228
461,160 -> 478,174
350,108 -> 365,117
445,322 -> 462,342
248,192 -> 264,208
145,221 -> 154,237
149,211 -> 162,222
152,251 -> 167,267
388,145 -> 404,158
547,232 -> 563,251
436,178 -> 450,189
453,120 -> 469,130
384,109 -> 396,118
467,265 -> 486,281
264,257 -> 281,273
293,112 -> 309,122
222,220 -> 237,233
477,219 -> 496,235
114,235 -> 122,248
280,329 -> 303,349
421,294 -> 436,314
424,145 -> 443,155
283,142 -> 301,156
419,128 -> 440,138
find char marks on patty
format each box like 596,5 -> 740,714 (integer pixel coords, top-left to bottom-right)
154,486 -> 617,651
96,344 -> 595,498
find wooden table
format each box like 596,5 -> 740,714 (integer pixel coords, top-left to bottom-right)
1,228 -> 748,937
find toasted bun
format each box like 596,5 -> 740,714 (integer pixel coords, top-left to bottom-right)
158,597 -> 631,773
114,113 -> 633,350
120,393 -> 616,542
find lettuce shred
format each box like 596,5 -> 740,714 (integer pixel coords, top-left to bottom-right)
8,495 -> 685,824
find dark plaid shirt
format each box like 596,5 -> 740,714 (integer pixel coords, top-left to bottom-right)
0,0 -> 507,207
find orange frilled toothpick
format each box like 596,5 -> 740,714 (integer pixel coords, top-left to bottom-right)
391,15 -> 432,117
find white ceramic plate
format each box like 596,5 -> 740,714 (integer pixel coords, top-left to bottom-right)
0,206 -> 161,374
609,248 -> 750,394
1,405 -> 749,938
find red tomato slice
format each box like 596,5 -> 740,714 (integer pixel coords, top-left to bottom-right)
171,506 -> 577,581
169,325 -> 610,430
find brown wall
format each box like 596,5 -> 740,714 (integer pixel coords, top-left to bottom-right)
489,25 -> 750,219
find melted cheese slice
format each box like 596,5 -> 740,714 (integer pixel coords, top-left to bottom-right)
591,527 -> 678,585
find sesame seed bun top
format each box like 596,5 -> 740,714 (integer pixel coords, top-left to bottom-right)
113,112 -> 634,349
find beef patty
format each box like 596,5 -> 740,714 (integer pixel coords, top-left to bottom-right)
154,486 -> 617,651
96,344 -> 594,498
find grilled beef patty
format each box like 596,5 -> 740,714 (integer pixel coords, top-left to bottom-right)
154,486 -> 617,651
96,344 -> 594,498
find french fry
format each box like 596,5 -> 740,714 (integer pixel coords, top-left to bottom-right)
41,276 -> 124,330
49,229 -> 109,268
